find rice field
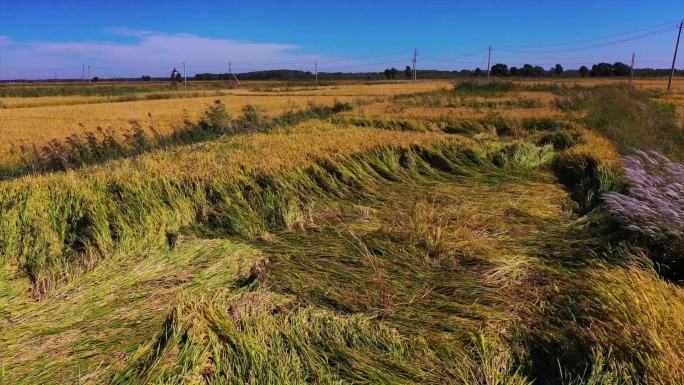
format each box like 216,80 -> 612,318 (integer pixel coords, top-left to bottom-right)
0,82 -> 445,163
0,78 -> 683,384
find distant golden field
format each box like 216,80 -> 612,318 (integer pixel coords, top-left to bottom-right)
338,90 -> 566,122
0,82 -> 446,161
1,77 -> 682,164
511,76 -> 684,91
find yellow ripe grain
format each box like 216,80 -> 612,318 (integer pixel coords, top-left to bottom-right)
0,82 -> 449,163
3,120 -> 466,188
509,76 -> 684,91
565,128 -> 622,168
584,266 -> 684,381
342,100 -> 565,122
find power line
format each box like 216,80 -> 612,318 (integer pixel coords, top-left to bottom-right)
497,19 -> 681,49
318,59 -> 406,71
496,26 -> 676,54
421,57 -> 482,63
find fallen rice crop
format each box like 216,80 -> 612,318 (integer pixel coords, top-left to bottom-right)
1,79 -> 683,385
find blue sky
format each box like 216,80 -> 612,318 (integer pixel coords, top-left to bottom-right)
0,0 -> 683,79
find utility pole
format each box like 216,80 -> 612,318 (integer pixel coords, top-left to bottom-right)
87,65 -> 91,84
82,64 -> 85,83
230,62 -> 241,86
412,49 -> 418,83
668,20 -> 683,91
315,61 -> 318,84
487,46 -> 492,80
228,61 -> 233,85
629,53 -> 635,85
183,62 -> 187,86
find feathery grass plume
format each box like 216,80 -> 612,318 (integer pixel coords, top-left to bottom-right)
603,150 -> 684,275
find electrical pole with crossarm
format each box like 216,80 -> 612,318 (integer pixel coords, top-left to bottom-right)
668,20 -> 683,91
487,46 -> 492,80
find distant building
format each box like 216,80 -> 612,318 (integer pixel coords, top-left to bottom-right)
171,67 -> 178,81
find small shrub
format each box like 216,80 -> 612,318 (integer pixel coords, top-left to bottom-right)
199,100 -> 233,132
238,104 -> 272,131
123,120 -> 152,152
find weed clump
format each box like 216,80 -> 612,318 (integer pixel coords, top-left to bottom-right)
198,99 -> 233,132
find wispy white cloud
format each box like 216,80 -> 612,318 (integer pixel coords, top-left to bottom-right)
0,36 -> 11,46
106,27 -> 158,37
0,29 -> 361,79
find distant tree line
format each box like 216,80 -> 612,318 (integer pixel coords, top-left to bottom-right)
588,62 -> 631,77
489,63 -> 551,77
186,66 -> 684,82
195,73 -> 232,81
6,64 -> 684,84
483,61 -> 680,78
486,63 -> 565,77
383,67 -> 399,79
